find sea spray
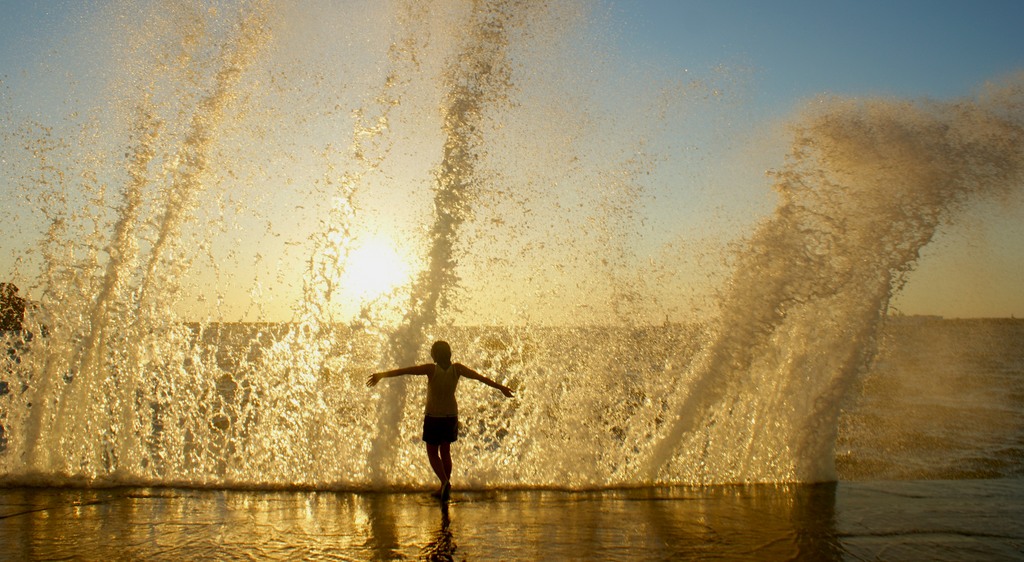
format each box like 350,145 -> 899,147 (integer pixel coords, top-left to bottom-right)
238,0 -> 435,484
368,0 -> 521,484
9,1 -> 275,482
2,3 -> 1023,490
646,78 -> 1024,483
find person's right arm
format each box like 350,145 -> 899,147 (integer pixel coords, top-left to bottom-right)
366,364 -> 433,387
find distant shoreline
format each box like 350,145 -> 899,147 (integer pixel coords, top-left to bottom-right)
173,316 -> 1024,328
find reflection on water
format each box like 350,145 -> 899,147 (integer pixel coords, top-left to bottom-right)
2,481 -> 1023,560
0,484 -> 842,560
422,501 -> 457,562
362,492 -> 403,561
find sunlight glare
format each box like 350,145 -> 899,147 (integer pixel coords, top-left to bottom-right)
342,236 -> 412,302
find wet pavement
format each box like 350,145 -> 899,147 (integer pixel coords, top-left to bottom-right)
1,480 -> 1022,561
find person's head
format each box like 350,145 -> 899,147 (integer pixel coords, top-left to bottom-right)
431,340 -> 452,366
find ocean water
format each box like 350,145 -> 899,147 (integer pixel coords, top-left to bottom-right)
838,317 -> 1024,481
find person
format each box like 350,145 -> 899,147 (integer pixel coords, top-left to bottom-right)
366,340 -> 514,499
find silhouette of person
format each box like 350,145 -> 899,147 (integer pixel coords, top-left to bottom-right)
367,340 -> 513,499
0,283 -> 26,333
422,501 -> 457,561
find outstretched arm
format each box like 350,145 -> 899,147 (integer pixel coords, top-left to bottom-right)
456,364 -> 514,397
366,364 -> 433,387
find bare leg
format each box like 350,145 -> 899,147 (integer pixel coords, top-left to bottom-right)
439,442 -> 452,483
426,444 -> 447,491
439,442 -> 452,500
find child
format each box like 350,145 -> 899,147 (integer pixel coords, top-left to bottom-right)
366,340 -> 514,499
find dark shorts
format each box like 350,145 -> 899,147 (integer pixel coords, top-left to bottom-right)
422,415 -> 459,445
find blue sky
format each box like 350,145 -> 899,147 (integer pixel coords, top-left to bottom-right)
615,0 -> 1024,105
6,1 -> 1023,111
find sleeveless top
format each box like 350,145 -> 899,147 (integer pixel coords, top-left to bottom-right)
424,363 -> 460,417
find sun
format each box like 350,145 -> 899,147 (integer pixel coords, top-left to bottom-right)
342,236 -> 413,302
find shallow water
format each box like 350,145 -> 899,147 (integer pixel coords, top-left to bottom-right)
1,480 -> 1022,561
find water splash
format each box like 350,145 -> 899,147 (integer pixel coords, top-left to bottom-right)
645,80 -> 1024,483
5,0 -> 277,484
369,0 -> 523,483
1,2 -> 1023,490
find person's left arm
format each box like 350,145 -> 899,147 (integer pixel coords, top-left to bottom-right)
456,364 -> 514,397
